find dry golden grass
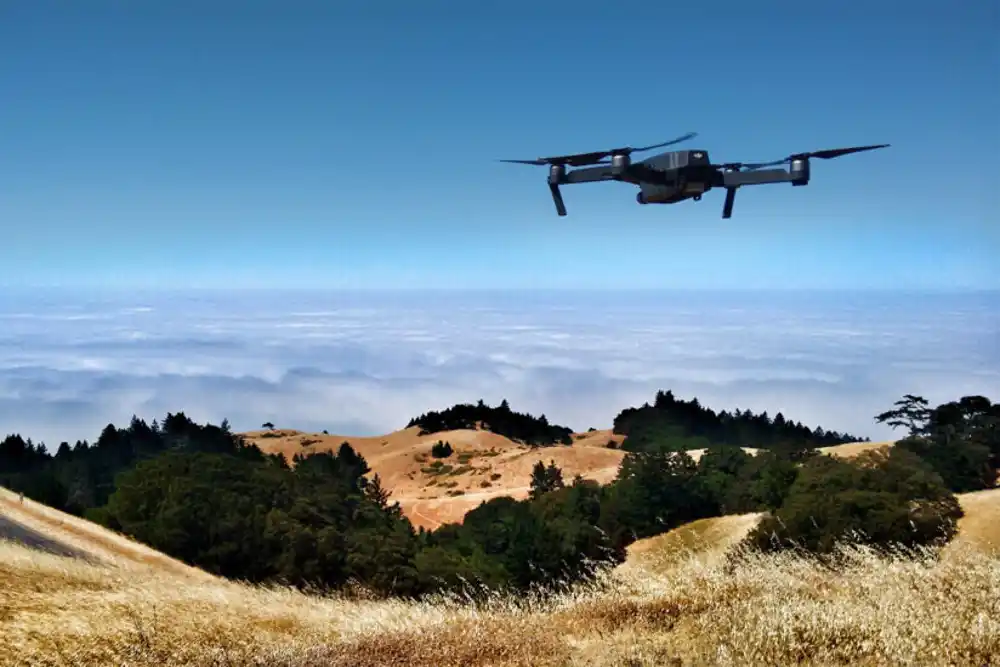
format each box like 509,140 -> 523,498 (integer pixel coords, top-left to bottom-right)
3,535 -> 997,666
3,489 -> 999,666
245,426 -> 627,529
245,425 -> 891,530
946,487 -> 1000,557
0,487 -> 211,581
622,512 -> 764,573
820,440 -> 896,458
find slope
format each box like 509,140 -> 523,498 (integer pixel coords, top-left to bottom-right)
0,486 -> 212,581
2,485 -> 996,666
245,426 -> 892,529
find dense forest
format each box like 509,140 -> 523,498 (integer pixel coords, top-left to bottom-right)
613,389 -> 868,455
1,392 -> 997,599
406,398 -> 574,446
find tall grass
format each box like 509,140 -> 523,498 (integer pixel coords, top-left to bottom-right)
2,533 -> 997,667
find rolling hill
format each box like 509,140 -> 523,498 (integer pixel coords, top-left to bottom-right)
243,425 -> 892,529
2,482 -> 997,666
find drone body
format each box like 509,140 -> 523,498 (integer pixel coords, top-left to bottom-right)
499,133 -> 888,218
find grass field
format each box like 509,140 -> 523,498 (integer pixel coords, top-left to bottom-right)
2,487 -> 998,666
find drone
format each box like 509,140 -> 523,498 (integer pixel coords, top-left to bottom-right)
498,132 -> 889,218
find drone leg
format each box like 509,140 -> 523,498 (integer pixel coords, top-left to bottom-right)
722,187 -> 737,219
549,183 -> 567,216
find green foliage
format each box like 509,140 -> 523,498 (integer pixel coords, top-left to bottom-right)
0,391 -> 985,600
420,460 -> 453,475
598,450 -> 709,551
528,460 -> 565,500
430,440 -> 453,458
721,449 -> 801,513
877,394 -> 1000,492
693,444 -> 752,515
407,398 -> 574,446
614,390 -> 865,454
747,447 -> 963,555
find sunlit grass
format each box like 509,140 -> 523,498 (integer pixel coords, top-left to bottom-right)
3,522 -> 998,666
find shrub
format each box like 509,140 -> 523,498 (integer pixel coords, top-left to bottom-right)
430,441 -> 453,458
746,446 -> 963,555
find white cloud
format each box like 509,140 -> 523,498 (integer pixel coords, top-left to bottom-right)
0,289 -> 997,448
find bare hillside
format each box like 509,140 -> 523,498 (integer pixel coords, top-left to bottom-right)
246,426 -> 893,529
245,426 -> 627,529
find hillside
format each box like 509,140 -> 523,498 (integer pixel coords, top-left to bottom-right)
244,425 -> 892,529
0,486 -> 211,581
244,426 -> 626,529
2,485 -> 997,666
2,390 -> 995,627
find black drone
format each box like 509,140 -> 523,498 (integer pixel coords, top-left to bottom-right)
498,133 -> 889,218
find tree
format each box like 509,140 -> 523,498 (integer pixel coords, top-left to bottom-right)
724,450 -> 800,513
875,394 -> 931,437
599,450 -> 707,550
878,394 -> 998,492
695,444 -> 751,515
529,460 -> 564,500
747,446 -> 963,555
406,400 -> 573,446
262,422 -> 275,431
430,441 -> 453,458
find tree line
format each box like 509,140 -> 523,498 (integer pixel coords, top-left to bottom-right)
0,391 -> 996,599
406,398 -> 574,446
614,389 -> 868,455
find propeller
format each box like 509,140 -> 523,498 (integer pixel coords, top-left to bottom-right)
497,132 -> 697,167
740,144 -> 890,171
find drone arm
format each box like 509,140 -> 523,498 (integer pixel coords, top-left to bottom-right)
722,168 -> 796,187
562,165 -> 617,184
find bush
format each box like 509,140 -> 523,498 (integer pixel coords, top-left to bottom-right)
430,441 -> 453,458
746,446 -> 963,555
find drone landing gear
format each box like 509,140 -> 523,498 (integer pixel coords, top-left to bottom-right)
549,183 -> 567,216
548,165 -> 568,216
722,186 -> 737,219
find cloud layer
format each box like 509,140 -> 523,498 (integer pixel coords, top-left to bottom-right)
1,289 -> 997,448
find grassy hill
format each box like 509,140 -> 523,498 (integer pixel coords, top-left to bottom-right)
2,484 -> 997,666
243,426 -> 627,529
2,390 -> 996,664
243,424 -> 892,529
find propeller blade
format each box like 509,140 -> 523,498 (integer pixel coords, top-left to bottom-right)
800,144 -> 890,160
742,144 -> 890,171
496,132 -> 698,168
627,132 -> 698,153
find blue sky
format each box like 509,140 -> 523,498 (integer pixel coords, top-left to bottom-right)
1,1 -> 997,289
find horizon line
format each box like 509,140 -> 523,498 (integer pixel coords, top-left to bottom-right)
3,285 -> 998,294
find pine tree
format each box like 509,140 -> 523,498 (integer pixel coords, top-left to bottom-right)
529,460 -> 565,500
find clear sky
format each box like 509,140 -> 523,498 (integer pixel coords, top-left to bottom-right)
1,1 -> 997,290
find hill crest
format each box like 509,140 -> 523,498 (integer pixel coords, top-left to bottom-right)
244,424 -> 890,529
